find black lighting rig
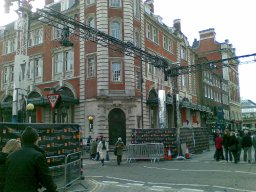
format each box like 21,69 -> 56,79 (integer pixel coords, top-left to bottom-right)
19,5 -> 256,78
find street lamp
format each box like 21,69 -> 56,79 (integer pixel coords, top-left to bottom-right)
26,103 -> 34,123
88,115 -> 94,131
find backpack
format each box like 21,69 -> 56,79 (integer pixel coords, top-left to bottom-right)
102,141 -> 106,150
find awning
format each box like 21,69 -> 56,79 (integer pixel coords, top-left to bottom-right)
0,101 -> 12,109
180,101 -> 211,112
146,98 -> 159,105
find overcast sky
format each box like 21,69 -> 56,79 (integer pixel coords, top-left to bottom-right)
1,0 -> 256,102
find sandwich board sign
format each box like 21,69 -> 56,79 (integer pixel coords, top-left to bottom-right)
47,94 -> 60,109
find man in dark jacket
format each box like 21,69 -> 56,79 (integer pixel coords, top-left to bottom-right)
4,127 -> 57,192
242,130 -> 252,163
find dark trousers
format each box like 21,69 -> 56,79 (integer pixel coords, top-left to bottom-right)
215,148 -> 222,161
117,155 -> 122,165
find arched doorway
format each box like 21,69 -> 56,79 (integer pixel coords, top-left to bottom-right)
108,108 -> 126,145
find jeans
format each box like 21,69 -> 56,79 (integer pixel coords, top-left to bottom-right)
224,147 -> 232,162
243,147 -> 252,162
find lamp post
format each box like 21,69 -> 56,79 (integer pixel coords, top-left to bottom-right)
88,115 -> 94,132
26,103 -> 34,123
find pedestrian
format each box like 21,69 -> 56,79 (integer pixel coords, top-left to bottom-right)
0,139 -> 21,192
215,133 -> 223,161
242,130 -> 252,163
228,132 -> 238,163
4,126 -> 57,192
90,139 -> 97,160
97,137 -> 109,166
252,132 -> 256,163
236,133 -> 243,162
223,129 -> 232,162
95,137 -> 100,161
115,137 -> 125,165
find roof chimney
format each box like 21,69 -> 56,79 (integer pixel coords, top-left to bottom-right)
199,28 -> 216,40
145,0 -> 154,13
173,19 -> 181,32
45,0 -> 54,5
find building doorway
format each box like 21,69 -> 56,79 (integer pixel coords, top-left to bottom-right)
108,108 -> 126,145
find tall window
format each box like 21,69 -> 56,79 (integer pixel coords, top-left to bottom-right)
52,25 -> 62,40
87,17 -> 95,28
19,63 -> 26,81
110,0 -> 121,7
134,0 -> 140,18
86,0 -> 95,6
29,28 -> 43,46
3,67 -> 8,83
54,52 -> 63,74
146,23 -> 158,43
111,61 -> 121,82
64,50 -> 73,71
135,70 -> 141,89
163,35 -> 173,53
111,21 -> 121,39
87,56 -> 95,78
3,38 -> 16,54
10,66 -> 14,82
134,30 -> 141,47
181,46 -> 187,60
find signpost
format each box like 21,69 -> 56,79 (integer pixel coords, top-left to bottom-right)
47,94 -> 60,109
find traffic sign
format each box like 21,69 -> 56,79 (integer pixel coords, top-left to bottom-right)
47,94 -> 60,109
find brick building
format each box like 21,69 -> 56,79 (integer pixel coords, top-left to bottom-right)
0,0 -> 240,145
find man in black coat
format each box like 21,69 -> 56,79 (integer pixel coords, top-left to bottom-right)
4,127 -> 57,192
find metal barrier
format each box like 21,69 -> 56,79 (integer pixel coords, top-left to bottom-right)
44,152 -> 87,192
127,143 -> 164,163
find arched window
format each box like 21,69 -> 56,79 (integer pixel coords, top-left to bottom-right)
111,21 -> 121,39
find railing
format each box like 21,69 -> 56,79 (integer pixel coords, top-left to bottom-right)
43,152 -> 88,192
127,143 -> 164,163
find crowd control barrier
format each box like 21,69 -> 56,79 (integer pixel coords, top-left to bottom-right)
127,143 -> 164,163
45,152 -> 88,192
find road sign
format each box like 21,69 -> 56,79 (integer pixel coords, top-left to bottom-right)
47,94 -> 60,109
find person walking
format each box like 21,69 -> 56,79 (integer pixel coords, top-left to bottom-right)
90,139 -> 97,160
4,126 -> 57,192
228,132 -> 239,164
115,137 -> 125,165
252,132 -> 256,163
0,139 -> 21,192
215,133 -> 223,161
223,129 -> 232,162
242,130 -> 252,163
97,137 -> 109,166
236,133 -> 243,162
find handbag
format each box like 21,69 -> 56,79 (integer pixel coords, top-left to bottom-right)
114,147 -> 117,156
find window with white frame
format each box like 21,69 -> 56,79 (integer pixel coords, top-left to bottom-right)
111,61 -> 121,82
52,25 -> 62,40
87,56 -> 95,78
10,66 -> 14,82
19,63 -> 26,81
181,46 -> 187,60
147,63 -> 155,75
86,16 -> 95,28
134,30 -> 141,47
111,21 -> 121,39
181,74 -> 187,90
163,35 -> 173,53
29,28 -> 43,47
3,67 -> 8,84
86,0 -> 95,6
153,28 -> 158,44
135,70 -> 141,90
61,0 -> 75,11
109,0 -> 121,8
54,52 -> 63,74
64,50 -> 74,71
34,58 -> 43,77
3,38 -> 16,54
146,23 -> 158,43
134,0 -> 140,18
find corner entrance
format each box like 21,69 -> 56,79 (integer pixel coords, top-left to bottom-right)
108,108 -> 126,145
